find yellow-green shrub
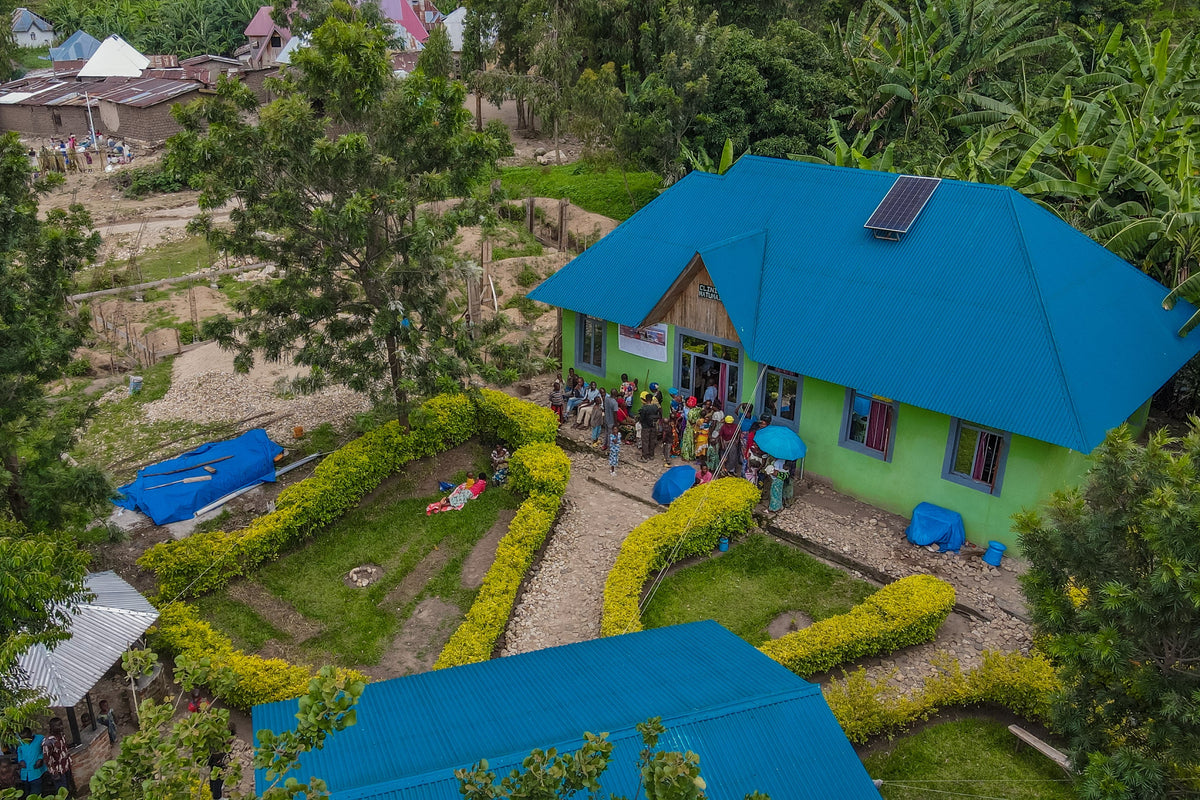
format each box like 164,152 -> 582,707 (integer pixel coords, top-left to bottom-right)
758,575 -> 955,677
150,602 -> 367,710
474,388 -> 558,449
435,483 -> 567,668
139,391 -> 552,600
508,443 -> 571,497
824,650 -> 1059,744
601,478 -> 760,637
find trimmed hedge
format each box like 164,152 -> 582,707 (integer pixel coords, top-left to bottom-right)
474,388 -> 559,449
824,650 -> 1059,744
150,602 -> 368,711
508,442 -> 571,497
434,489 -> 565,668
757,574 -> 955,677
139,391 -> 540,599
601,478 -> 761,637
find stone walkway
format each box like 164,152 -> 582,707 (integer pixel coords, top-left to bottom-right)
528,416 -> 1034,698
501,453 -> 656,655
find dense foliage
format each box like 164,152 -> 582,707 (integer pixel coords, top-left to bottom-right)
39,0 -> 261,58
0,132 -> 110,530
1017,424 -> 1200,799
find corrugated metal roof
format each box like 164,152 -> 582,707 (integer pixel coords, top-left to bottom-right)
0,75 -> 201,108
529,156 -> 1200,452
49,30 -> 101,62
252,622 -> 882,800
12,7 -> 52,33
78,35 -> 150,78
16,571 -> 158,707
244,5 -> 290,38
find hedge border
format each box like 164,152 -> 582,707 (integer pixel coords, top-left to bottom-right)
145,389 -> 564,707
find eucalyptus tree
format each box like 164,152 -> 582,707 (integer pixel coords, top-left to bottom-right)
177,1 -> 503,417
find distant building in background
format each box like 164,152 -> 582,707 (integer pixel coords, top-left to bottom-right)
242,6 -> 291,68
47,29 -> 102,70
378,0 -> 429,51
442,7 -> 466,53
11,7 -> 54,48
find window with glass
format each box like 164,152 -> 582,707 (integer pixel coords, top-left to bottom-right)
943,419 -> 1008,495
578,315 -> 605,372
839,388 -> 897,461
763,368 -> 801,425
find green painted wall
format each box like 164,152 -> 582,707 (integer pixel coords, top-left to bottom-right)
794,376 -> 1089,551
560,315 -> 1087,550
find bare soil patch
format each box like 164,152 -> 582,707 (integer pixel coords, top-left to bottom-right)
379,546 -> 451,612
358,597 -> 461,680
461,508 -> 516,589
767,610 -> 814,639
226,581 -> 323,642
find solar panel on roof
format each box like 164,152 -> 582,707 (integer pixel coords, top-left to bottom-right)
864,175 -> 941,240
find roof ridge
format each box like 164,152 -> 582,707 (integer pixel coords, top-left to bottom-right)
1006,189 -> 1088,451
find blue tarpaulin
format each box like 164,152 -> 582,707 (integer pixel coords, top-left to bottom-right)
114,429 -> 284,525
905,502 -> 966,553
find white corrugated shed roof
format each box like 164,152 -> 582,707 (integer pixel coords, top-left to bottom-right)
78,35 -> 150,78
16,571 -> 158,707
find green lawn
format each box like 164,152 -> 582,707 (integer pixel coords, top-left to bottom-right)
499,163 -> 662,221
198,463 -> 519,667
14,46 -> 50,73
640,533 -> 875,645
124,236 -> 217,283
863,719 -> 1076,800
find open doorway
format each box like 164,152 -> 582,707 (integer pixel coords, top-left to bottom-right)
677,332 -> 741,416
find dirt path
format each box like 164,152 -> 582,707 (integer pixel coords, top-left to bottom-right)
501,455 -> 656,655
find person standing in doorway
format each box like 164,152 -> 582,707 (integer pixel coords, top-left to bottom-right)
97,699 -> 118,744
41,718 -> 72,797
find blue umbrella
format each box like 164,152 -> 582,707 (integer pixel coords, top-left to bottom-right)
755,426 -> 807,460
652,465 -> 697,505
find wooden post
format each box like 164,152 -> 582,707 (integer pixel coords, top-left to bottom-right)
526,196 -> 535,233
558,198 -> 569,250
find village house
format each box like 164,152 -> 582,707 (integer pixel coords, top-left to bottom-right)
529,156 -> 1200,550
11,7 -> 53,48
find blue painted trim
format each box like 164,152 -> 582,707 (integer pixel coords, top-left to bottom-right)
941,418 -> 1009,496
838,387 -> 897,462
576,314 -> 606,373
759,366 -> 803,431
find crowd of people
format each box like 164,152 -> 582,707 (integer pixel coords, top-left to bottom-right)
26,131 -> 136,178
551,370 -> 799,510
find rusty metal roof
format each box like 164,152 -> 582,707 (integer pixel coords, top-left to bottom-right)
0,75 -> 201,108
16,571 -> 158,707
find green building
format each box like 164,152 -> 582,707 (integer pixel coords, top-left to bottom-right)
529,158 -> 1200,550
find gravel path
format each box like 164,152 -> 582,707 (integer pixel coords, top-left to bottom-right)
501,454 -> 656,655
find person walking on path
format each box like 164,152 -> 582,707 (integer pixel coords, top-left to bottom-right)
638,394 -> 660,461
599,389 -> 619,449
608,429 -> 621,475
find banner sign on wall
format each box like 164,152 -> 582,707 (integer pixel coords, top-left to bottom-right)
618,323 -> 668,362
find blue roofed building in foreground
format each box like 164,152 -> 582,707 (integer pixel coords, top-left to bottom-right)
253,622 -> 883,800
528,156 -> 1200,550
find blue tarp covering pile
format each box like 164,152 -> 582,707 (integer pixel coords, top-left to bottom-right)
114,429 -> 284,525
905,501 -> 966,552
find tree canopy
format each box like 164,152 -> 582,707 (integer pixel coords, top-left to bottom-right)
1017,424 -> 1200,799
176,1 -> 504,416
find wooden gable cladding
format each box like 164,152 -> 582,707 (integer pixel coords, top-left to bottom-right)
639,255 -> 741,343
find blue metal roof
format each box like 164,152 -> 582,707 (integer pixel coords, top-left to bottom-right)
48,30 -> 101,62
252,622 -> 881,800
529,156 -> 1200,452
12,7 -> 52,33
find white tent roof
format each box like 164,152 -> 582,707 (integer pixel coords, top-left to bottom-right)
78,35 -> 150,78
16,571 -> 159,707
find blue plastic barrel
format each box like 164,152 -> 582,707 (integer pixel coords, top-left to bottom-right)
982,540 -> 1006,567
129,375 -> 143,395
718,536 -> 730,552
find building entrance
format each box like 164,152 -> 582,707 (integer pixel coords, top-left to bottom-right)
677,331 -> 741,416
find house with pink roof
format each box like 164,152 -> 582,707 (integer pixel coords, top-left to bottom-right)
243,6 -> 291,67
377,0 -> 429,50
